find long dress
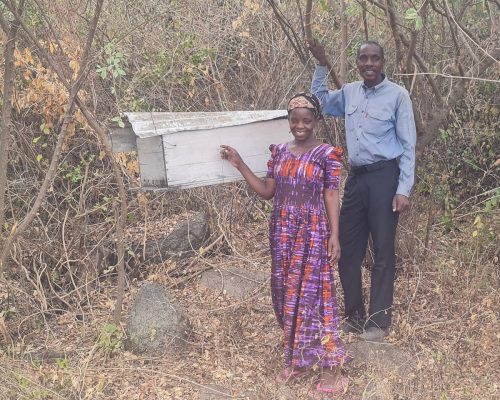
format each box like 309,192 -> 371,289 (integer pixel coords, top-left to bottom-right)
267,142 -> 349,369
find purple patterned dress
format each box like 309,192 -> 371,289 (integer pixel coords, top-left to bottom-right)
266,142 -> 349,369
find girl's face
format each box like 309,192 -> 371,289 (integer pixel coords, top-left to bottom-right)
288,108 -> 317,143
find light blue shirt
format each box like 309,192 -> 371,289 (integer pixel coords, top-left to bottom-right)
311,65 -> 416,197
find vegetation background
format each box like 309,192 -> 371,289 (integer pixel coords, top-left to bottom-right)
0,0 -> 498,399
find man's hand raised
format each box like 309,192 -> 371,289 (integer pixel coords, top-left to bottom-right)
306,40 -> 328,66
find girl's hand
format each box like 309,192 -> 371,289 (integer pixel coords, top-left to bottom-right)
328,234 -> 341,265
220,145 -> 244,169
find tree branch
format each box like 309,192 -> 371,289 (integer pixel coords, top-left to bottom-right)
1,0 -> 103,271
1,0 -> 128,323
367,0 -> 444,102
305,0 -> 342,88
265,0 -> 308,65
0,11 -> 10,34
0,0 -> 25,261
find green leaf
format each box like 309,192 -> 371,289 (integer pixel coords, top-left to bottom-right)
32,136 -> 41,144
405,8 -> 418,20
103,323 -> 118,334
55,358 -> 68,369
415,15 -> 423,31
111,116 -> 125,128
96,66 -> 107,79
36,154 -> 43,163
127,249 -> 136,257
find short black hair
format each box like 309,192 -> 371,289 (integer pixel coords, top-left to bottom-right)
357,41 -> 384,60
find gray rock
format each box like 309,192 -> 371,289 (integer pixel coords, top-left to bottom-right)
200,267 -> 269,299
134,211 -> 210,263
103,212 -> 210,269
125,282 -> 191,355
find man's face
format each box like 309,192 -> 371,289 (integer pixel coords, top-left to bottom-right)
356,44 -> 385,87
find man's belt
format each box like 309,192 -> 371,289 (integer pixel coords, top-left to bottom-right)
350,159 -> 397,176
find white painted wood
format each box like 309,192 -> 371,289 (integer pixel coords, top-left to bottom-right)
125,110 -> 288,138
136,136 -> 167,187
163,118 -> 291,189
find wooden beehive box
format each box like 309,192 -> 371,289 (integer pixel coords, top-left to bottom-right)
110,111 -> 290,189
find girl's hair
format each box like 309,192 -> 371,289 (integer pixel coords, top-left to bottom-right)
287,92 -> 323,119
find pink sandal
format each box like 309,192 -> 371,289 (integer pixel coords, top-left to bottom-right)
312,375 -> 349,397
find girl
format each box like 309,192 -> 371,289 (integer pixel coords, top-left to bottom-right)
221,93 -> 349,396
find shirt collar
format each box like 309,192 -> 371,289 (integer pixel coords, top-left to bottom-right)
362,74 -> 388,92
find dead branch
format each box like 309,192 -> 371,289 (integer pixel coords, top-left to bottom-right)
339,0 -> 348,82
366,0 -> 443,101
305,0 -> 342,88
0,0 -> 103,275
405,2 -> 429,76
265,0 -> 308,65
442,0 -> 466,76
1,0 -> 128,323
0,10 -> 10,33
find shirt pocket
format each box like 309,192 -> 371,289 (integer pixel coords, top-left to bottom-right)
365,109 -> 393,138
345,104 -> 358,131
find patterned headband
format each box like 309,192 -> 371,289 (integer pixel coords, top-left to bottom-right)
287,92 -> 322,118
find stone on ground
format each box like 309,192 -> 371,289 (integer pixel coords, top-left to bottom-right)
136,211 -> 209,263
125,282 -> 191,355
200,267 -> 269,299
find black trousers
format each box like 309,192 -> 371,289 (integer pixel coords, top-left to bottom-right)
338,159 -> 399,329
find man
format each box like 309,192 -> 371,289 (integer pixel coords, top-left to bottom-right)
308,40 -> 416,342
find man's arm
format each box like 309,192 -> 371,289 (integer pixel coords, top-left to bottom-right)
308,41 -> 345,117
311,66 -> 345,117
393,92 -> 417,210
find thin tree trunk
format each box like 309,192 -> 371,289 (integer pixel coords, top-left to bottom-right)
1,0 -> 128,322
339,0 -> 348,82
0,1 -> 25,246
0,0 -> 104,275
361,0 -> 369,40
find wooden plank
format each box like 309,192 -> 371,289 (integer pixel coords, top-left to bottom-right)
136,136 -> 167,187
125,110 -> 288,138
109,127 -> 137,152
163,118 -> 291,189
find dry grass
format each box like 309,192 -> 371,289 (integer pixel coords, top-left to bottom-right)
0,189 -> 498,400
